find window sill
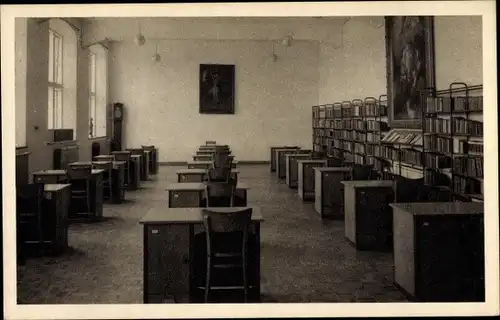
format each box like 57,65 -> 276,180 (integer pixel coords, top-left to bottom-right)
45,140 -> 79,147
88,136 -> 108,141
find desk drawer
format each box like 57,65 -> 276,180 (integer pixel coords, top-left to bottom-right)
169,190 -> 203,208
34,175 -> 61,184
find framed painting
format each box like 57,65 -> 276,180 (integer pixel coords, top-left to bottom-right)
199,64 -> 235,114
385,16 -> 436,129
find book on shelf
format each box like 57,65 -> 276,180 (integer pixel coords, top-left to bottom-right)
458,141 -> 483,154
425,96 -> 483,113
453,156 -> 483,179
424,135 -> 453,154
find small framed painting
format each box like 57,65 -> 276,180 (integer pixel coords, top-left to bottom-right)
199,64 -> 235,114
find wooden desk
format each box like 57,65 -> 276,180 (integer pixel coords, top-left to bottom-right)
42,184 -> 70,254
187,161 -> 212,169
274,148 -> 300,178
314,167 -> 352,219
32,169 -> 104,220
270,146 -> 299,173
140,207 -> 263,303
342,180 -> 395,251
196,150 -> 215,156
148,147 -> 159,174
297,159 -> 327,201
390,202 -> 484,302
167,182 -> 249,208
177,169 -> 240,184
69,161 -> 126,204
130,155 -> 141,190
143,150 -> 151,180
193,155 -> 213,162
285,154 -> 312,187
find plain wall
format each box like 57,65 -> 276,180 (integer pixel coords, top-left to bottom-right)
108,39 -> 319,162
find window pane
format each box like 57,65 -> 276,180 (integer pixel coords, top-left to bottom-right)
56,34 -> 63,84
48,30 -> 54,82
55,88 -> 63,129
89,52 -> 96,93
48,87 -> 54,129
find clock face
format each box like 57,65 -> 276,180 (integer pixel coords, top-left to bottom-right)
115,108 -> 122,119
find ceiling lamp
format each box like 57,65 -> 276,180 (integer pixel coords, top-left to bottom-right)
152,43 -> 161,62
134,21 -> 146,46
134,34 -> 146,46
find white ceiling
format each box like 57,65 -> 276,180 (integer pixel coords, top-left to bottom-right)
82,16 -> 355,44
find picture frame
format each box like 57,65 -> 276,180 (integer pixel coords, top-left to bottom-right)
199,64 -> 235,114
385,16 -> 436,129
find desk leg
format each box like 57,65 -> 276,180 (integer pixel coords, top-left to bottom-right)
253,223 -> 261,301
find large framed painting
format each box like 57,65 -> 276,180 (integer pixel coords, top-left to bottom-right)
199,64 -> 235,114
385,16 -> 436,129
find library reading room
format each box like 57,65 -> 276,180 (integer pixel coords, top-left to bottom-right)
9,11 -> 493,312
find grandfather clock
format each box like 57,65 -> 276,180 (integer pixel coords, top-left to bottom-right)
111,103 -> 124,151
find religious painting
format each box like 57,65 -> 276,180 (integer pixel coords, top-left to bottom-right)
385,16 -> 435,129
199,64 -> 235,114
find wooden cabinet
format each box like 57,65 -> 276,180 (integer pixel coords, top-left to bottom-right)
167,183 -> 206,208
314,167 -> 351,219
342,180 -> 395,251
390,202 -> 484,302
297,160 -> 327,201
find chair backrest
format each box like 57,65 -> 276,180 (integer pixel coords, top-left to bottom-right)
91,142 -> 101,159
94,155 -> 114,162
213,152 -> 232,169
66,165 -> 93,180
113,151 -> 131,162
205,180 -> 237,206
93,161 -> 113,178
394,177 -> 426,202
207,166 -> 232,182
202,207 -> 252,236
17,183 -> 44,216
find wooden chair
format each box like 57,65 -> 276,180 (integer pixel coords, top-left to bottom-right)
66,165 -> 92,215
205,179 -> 237,208
17,183 -> 45,260
93,161 -> 113,200
127,148 -> 147,180
198,208 -> 253,302
112,151 -> 131,186
207,166 -> 232,183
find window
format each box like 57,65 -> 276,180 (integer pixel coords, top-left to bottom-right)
48,29 -> 63,130
89,52 -> 97,138
88,46 -> 107,138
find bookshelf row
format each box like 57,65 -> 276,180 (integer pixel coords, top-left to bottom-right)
312,83 -> 484,202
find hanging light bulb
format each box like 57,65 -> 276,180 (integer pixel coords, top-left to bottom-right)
152,42 -> 161,62
134,21 -> 146,46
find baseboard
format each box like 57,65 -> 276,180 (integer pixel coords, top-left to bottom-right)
160,161 -> 270,166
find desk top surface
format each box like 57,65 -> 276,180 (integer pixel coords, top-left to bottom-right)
166,182 -> 250,191
297,159 -> 327,164
176,168 -> 240,174
33,169 -> 105,175
285,153 -> 311,158
44,184 -> 71,192
315,167 -> 352,172
131,155 -> 141,159
341,180 -> 394,188
94,155 -> 114,159
275,148 -> 301,152
140,207 -> 263,224
389,202 -> 484,215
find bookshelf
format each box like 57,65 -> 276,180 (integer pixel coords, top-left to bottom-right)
422,83 -> 483,202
